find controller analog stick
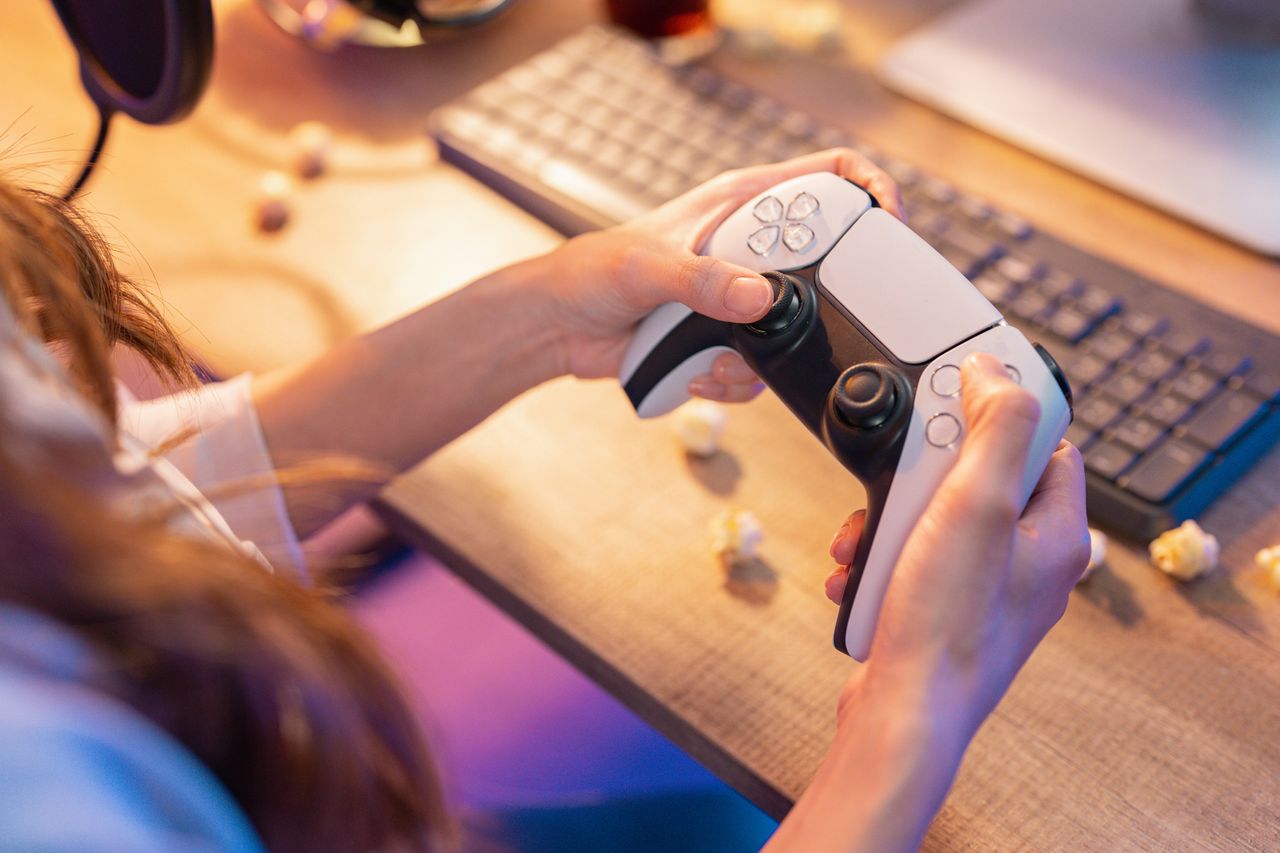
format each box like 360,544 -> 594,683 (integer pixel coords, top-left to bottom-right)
748,271 -> 803,334
834,364 -> 900,429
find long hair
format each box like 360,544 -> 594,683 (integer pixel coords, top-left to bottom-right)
0,178 -> 450,851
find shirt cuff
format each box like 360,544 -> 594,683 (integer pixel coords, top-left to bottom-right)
118,374 -> 307,580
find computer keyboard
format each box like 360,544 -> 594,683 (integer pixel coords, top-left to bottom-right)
430,25 -> 1280,542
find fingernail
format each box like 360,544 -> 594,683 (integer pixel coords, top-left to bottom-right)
723,276 -> 772,318
688,379 -> 710,396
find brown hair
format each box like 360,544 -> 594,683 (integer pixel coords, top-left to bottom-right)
0,179 -> 450,850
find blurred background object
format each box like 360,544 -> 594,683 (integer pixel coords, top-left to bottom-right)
258,0 -> 515,48
878,0 -> 1280,255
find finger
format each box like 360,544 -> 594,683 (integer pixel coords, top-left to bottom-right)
711,351 -> 759,386
825,566 -> 850,605
727,148 -> 905,220
685,148 -> 905,250
1006,445 -> 1090,640
616,244 -> 774,323
688,378 -> 763,403
829,509 -> 867,565
939,352 -> 1043,528
1016,442 -> 1090,586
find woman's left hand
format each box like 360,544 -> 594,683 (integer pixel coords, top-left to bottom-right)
540,148 -> 904,403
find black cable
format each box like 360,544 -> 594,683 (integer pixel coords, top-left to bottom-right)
62,105 -> 113,202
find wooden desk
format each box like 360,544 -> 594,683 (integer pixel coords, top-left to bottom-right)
5,1 -> 1279,847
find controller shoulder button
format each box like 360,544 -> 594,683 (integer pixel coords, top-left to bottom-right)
753,196 -> 783,223
786,192 -> 820,220
782,222 -> 815,252
929,364 -> 962,397
747,225 -> 781,255
926,412 -> 963,447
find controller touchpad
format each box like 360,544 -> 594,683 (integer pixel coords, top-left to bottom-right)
817,208 -> 1001,364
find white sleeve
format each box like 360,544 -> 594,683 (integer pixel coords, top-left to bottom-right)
118,375 -> 307,580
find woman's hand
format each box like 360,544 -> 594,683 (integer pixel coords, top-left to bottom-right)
765,354 -> 1087,853
539,148 -> 904,402
828,353 -> 1090,735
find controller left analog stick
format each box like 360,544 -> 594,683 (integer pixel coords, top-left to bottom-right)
747,271 -> 803,335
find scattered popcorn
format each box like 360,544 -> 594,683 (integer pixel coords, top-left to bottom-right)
672,400 -> 728,456
710,508 -> 763,561
254,170 -> 293,232
1256,545 -> 1280,590
1149,520 -> 1219,581
288,120 -> 334,179
1078,527 -> 1108,583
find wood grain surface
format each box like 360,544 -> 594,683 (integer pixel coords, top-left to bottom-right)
5,0 -> 1279,847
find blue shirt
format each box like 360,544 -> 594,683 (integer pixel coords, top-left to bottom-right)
0,605 -> 265,852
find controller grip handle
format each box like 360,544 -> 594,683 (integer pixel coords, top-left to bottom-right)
620,303 -> 734,418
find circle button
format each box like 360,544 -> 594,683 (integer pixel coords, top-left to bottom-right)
1004,364 -> 1021,384
930,364 -> 962,397
926,413 -> 962,447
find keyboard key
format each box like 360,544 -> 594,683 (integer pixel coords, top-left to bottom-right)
972,271 -> 1019,305
919,177 -> 956,205
1048,306 -> 1095,344
1120,438 -> 1212,503
909,208 -> 950,240
1038,269 -> 1081,301
1086,325 -> 1139,362
993,211 -> 1033,241
1139,393 -> 1195,428
1203,350 -> 1252,378
1107,370 -> 1155,405
1077,394 -> 1123,430
1057,350 -> 1111,389
1084,440 -> 1137,480
1159,329 -> 1210,361
995,253 -> 1043,284
1121,312 -> 1169,341
1109,415 -> 1167,454
1180,389 -> 1267,450
1075,284 -> 1123,322
1167,366 -> 1221,403
1065,421 -> 1097,450
538,157 -> 651,222
882,159 -> 919,188
1128,346 -> 1179,383
955,194 -> 992,222
1008,293 -> 1054,327
943,223 -> 1004,261
938,241 -> 988,278
1244,369 -> 1280,403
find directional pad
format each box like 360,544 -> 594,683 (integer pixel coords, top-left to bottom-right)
782,222 -> 815,252
753,196 -> 783,223
747,225 -> 780,255
786,192 -> 819,220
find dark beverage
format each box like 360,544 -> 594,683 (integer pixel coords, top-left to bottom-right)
604,0 -> 712,39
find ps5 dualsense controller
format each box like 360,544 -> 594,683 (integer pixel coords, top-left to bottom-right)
618,172 -> 1074,661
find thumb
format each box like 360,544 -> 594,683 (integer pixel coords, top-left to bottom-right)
942,352 -> 1043,524
618,244 -> 774,323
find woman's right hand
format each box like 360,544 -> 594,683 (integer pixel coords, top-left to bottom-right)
827,352 -> 1090,738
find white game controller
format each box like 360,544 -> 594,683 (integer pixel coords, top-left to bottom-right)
618,172 -> 1074,660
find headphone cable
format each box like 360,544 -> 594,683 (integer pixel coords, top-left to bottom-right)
62,104 -> 113,202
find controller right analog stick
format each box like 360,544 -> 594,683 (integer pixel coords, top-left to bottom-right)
834,364 -> 900,429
